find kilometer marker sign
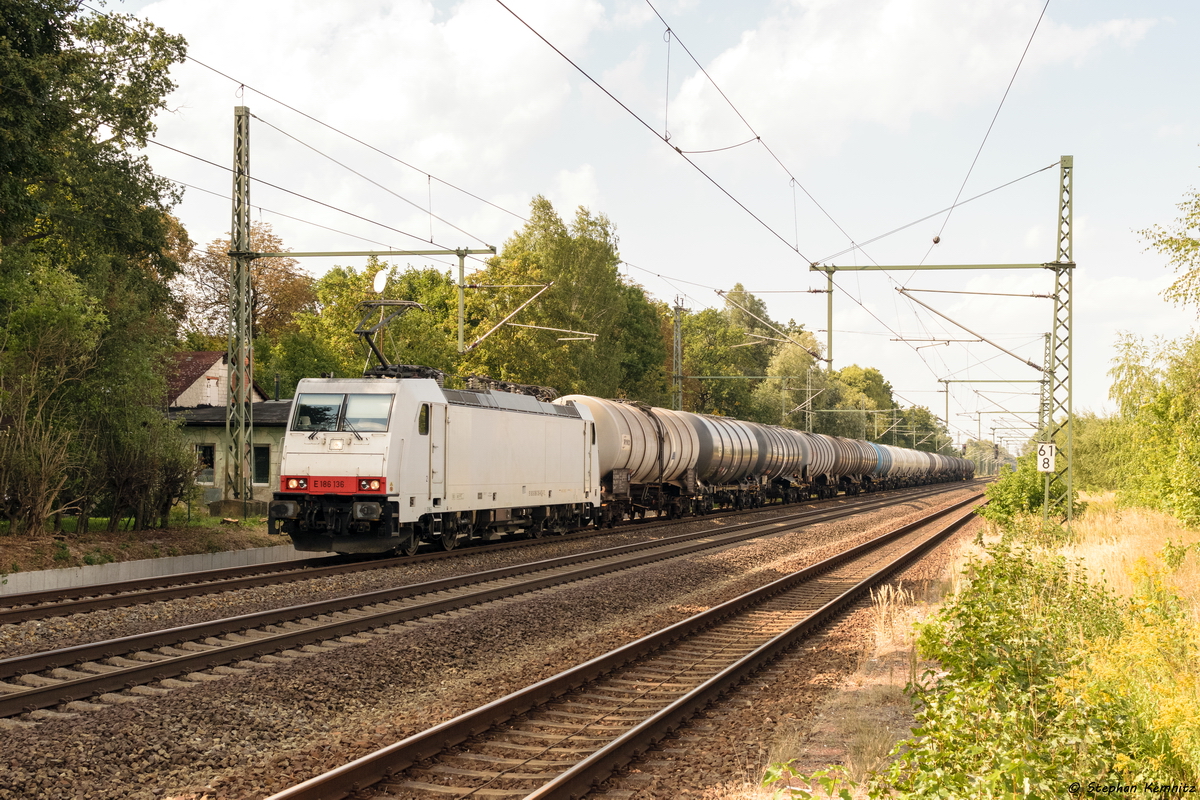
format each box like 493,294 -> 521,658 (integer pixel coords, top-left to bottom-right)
1036,442 -> 1056,472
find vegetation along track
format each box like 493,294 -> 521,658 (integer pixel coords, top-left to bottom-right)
0,482 -> 975,626
268,494 -> 983,799
0,483 -> 977,721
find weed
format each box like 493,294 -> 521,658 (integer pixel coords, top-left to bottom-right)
82,548 -> 114,566
52,539 -> 71,564
1161,538 -> 1198,571
762,762 -> 855,799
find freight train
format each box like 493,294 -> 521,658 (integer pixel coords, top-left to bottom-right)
268,371 -> 973,555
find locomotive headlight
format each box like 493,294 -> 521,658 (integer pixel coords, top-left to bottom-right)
352,502 -> 382,521
270,500 -> 299,519
359,478 -> 382,491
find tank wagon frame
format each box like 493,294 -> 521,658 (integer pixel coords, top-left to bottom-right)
268,374 -> 973,556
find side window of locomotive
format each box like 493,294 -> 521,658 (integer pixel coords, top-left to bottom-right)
292,393 -> 343,431
344,394 -> 394,432
418,404 -> 429,435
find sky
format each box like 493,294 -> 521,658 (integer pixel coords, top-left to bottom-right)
122,0 -> 1200,449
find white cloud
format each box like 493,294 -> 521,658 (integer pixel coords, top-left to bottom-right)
552,164 -> 602,214
662,1 -> 1156,162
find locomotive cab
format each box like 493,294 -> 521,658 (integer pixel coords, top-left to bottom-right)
269,376 -> 444,554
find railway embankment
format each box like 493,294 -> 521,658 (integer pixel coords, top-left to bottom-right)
0,522 -> 282,591
766,492 -> 1200,799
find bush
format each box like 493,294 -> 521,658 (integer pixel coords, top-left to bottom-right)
880,544 -> 1133,797
977,452 -> 1079,527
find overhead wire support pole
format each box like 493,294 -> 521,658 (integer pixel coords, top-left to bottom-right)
1049,155 -> 1075,524
672,298 -> 684,411
808,156 -> 1075,519
226,106 -> 253,517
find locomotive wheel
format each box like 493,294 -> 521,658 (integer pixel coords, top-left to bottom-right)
398,533 -> 419,557
527,519 -> 545,539
438,517 -> 459,551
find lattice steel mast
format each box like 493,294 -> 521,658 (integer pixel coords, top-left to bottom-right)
226,106 -> 254,511
810,156 -> 1075,520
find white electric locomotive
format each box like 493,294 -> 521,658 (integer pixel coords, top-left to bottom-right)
269,373 -> 601,554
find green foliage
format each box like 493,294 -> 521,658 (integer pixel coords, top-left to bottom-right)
1140,188 -> 1200,312
464,197 -> 666,400
762,762 -> 854,799
978,452 -> 1076,526
52,539 -> 70,563
882,544 -> 1136,797
0,2 -> 192,535
1100,333 -> 1200,525
681,307 -> 764,416
82,548 -> 114,566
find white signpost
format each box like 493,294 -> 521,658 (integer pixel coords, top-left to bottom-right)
1036,442 -> 1056,473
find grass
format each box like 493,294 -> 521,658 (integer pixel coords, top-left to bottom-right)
762,492 -> 1200,798
1066,492 -> 1200,603
0,517 -> 279,573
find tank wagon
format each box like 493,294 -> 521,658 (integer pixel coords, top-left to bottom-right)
269,375 -> 973,555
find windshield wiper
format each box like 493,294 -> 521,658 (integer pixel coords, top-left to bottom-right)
341,418 -> 365,441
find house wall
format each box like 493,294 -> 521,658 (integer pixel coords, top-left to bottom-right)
174,359 -> 269,408
181,425 -> 286,507
175,361 -> 228,407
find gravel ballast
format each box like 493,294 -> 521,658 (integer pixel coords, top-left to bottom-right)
0,485 -> 981,799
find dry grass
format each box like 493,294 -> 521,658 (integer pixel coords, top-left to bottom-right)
1065,492 -> 1200,612
750,532 -> 988,799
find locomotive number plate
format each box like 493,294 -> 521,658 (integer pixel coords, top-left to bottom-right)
313,478 -> 347,490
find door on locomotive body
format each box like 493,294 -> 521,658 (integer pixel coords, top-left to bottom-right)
428,402 -> 447,502
585,419 -> 594,496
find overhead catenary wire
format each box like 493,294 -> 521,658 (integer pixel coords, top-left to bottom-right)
148,140 -> 468,254
251,114 -> 493,247
81,2 -> 529,228
102,0 -> 1038,438
926,0 -> 1051,250
492,0 -> 811,262
161,176 -> 458,266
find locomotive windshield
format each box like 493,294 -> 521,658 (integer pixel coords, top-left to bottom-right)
291,393 -> 394,433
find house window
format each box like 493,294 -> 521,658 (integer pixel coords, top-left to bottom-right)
253,444 -> 270,485
196,444 -> 215,484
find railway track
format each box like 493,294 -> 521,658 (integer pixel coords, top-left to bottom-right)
266,494 -> 983,799
0,481 -> 982,625
0,483 -> 978,721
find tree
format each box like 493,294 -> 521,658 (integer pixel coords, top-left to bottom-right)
175,222 -> 315,339
1140,187 -> 1200,311
1,2 -> 186,263
680,307 -> 763,417
750,336 -> 822,427
838,365 -> 895,410
463,197 -> 666,400
0,2 -> 191,535
262,257 -> 460,397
